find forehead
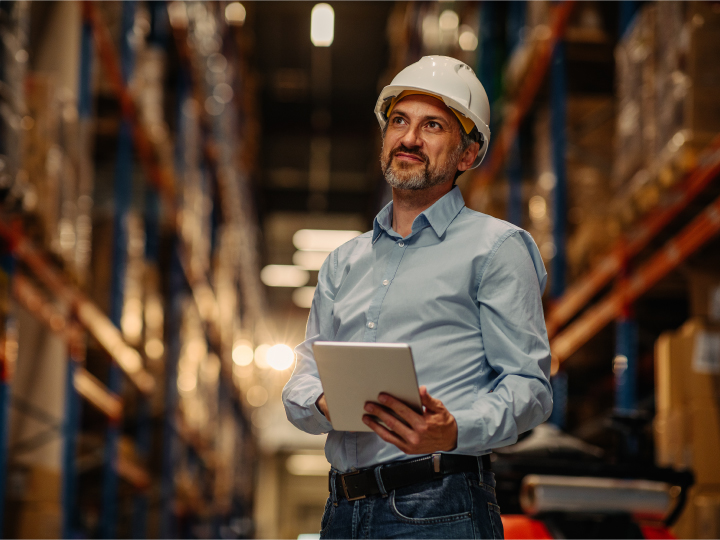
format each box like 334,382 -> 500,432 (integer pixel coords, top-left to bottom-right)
390,94 -> 456,123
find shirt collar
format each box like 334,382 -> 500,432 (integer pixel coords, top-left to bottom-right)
372,186 -> 466,243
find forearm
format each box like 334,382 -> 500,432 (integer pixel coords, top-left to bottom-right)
453,376 -> 552,453
282,375 -> 333,434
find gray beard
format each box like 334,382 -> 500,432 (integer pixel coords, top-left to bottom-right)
381,144 -> 462,191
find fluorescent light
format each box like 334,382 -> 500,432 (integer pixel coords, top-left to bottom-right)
293,250 -> 330,270
286,453 -> 331,476
267,344 -> 295,371
311,4 -> 334,47
292,286 -> 316,309
225,2 -> 246,26
293,229 -> 361,251
260,265 -> 309,287
439,10 -> 459,31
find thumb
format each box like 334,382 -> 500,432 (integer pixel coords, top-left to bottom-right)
420,386 -> 442,412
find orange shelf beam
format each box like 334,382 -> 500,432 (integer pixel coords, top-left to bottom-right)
13,274 -> 123,421
546,135 -> 720,338
0,220 -> 155,395
551,190 -> 720,362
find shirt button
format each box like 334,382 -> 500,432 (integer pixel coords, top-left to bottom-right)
398,241 -> 405,247
367,321 -> 375,329
382,279 -> 389,286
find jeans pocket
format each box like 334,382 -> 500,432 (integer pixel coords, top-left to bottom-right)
320,496 -> 335,536
389,474 -> 473,524
487,502 -> 504,539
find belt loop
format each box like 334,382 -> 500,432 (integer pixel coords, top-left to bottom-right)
374,465 -> 388,498
330,469 -> 339,506
477,455 -> 483,476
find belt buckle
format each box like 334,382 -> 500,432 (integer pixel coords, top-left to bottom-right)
340,471 -> 366,501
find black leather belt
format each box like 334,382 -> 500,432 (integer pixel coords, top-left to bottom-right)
330,453 -> 491,501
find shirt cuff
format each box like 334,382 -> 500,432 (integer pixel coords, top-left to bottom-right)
452,409 -> 486,454
310,392 -> 333,433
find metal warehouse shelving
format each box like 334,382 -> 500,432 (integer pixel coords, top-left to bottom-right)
0,2 -> 261,538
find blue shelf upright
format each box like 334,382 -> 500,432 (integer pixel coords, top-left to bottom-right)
549,29 -> 569,429
100,2 -> 137,538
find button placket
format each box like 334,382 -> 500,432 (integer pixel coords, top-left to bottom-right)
363,239 -> 408,342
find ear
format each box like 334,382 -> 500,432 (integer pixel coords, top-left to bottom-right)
457,142 -> 480,172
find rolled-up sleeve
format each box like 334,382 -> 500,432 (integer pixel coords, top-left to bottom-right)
453,231 -> 553,453
282,253 -> 336,434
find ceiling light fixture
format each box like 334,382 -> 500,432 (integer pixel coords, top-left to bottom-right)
311,3 -> 335,47
293,229 -> 361,251
292,250 -> 330,270
292,286 -> 316,309
225,2 -> 246,26
260,265 -> 310,287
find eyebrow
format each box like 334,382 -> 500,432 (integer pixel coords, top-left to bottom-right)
389,110 -> 451,126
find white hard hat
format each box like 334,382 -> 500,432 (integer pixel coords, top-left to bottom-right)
375,56 -> 491,169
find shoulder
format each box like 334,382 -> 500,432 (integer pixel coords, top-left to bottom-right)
456,208 -> 548,291
453,207 -> 524,250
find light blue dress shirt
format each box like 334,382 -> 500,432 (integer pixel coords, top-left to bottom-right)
282,186 -> 553,472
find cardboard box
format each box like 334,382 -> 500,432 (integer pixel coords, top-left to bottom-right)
679,319 -> 720,405
653,408 -> 692,469
5,465 -> 61,504
4,501 -> 61,539
690,401 -> 720,485
687,271 -> 720,324
655,319 -> 720,410
694,489 -> 720,540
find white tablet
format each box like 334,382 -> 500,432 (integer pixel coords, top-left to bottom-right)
312,341 -> 422,432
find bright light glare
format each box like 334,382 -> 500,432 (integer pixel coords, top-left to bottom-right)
225,2 -> 246,26
292,286 -> 316,309
293,229 -> 361,251
287,453 -> 331,476
177,368 -> 197,393
232,339 -> 254,366
145,338 -> 164,359
254,344 -> 271,369
293,250 -> 329,270
311,4 -> 335,47
529,196 -> 547,220
459,28 -> 478,51
267,344 -> 295,371
260,265 -> 310,287
246,385 -> 268,407
439,10 -> 459,31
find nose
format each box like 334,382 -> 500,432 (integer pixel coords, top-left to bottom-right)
398,123 -> 423,149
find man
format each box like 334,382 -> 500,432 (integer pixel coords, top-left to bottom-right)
283,56 -> 552,539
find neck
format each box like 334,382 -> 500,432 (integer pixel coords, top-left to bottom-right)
391,181 -> 454,237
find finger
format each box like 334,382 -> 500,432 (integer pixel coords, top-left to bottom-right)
364,402 -> 416,440
377,394 -> 423,428
419,386 -> 444,413
362,415 -> 409,452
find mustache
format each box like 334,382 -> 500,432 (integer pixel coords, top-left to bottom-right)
390,144 -> 428,163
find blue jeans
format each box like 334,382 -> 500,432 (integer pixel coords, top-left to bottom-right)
320,468 -> 504,539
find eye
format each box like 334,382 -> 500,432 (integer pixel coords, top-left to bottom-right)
427,121 -> 441,129
391,116 -> 406,125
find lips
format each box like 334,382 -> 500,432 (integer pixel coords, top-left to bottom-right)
391,146 -> 427,164
395,152 -> 425,163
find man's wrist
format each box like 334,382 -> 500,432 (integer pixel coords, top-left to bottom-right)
315,393 -> 326,417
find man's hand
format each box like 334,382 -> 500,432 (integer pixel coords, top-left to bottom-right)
362,386 -> 457,454
316,393 -> 331,422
